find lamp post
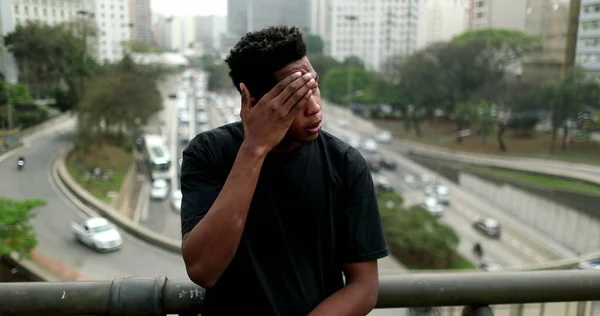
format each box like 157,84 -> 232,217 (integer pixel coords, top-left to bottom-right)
344,15 -> 358,116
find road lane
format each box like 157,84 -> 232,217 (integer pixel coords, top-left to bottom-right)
0,119 -> 188,280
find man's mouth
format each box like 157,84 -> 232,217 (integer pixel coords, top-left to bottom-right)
306,120 -> 322,134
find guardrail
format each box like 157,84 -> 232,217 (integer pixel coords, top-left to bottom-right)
1,271 -> 599,316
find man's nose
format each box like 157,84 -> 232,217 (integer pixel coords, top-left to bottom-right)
304,95 -> 321,116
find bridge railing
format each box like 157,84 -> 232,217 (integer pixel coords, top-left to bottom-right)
1,270 -> 600,316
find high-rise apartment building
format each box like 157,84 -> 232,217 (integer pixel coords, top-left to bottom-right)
326,0 -> 419,71
466,0 -> 527,30
10,0 -> 90,27
577,0 -> 600,78
94,0 -> 132,62
0,1 -> 18,84
227,0 -> 312,38
129,0 -> 152,43
195,15 -> 227,53
418,0 -> 468,49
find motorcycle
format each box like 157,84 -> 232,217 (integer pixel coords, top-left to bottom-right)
17,159 -> 24,171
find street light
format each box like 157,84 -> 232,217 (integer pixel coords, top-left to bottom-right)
344,15 -> 358,115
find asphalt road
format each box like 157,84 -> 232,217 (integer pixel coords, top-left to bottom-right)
0,118 -> 188,280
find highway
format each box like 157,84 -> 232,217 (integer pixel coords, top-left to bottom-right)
0,117 -> 188,280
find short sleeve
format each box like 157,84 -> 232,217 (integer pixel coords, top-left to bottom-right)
180,137 -> 223,237
338,149 -> 389,263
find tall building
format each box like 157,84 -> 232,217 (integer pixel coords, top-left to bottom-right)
326,0 -> 420,71
94,0 -> 132,62
0,0 -> 18,84
522,0 -> 568,83
577,0 -> 600,78
417,0 -> 468,49
226,0 -> 312,38
152,15 -> 172,49
466,0 -> 527,30
195,15 -> 227,53
129,0 -> 152,43
10,0 -> 90,27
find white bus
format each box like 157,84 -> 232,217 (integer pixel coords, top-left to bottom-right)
140,135 -> 171,181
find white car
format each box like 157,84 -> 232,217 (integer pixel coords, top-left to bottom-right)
72,217 -> 122,252
420,197 -> 444,217
151,179 -> 169,200
425,184 -> 450,205
362,139 -> 378,153
375,131 -> 393,143
348,138 -> 361,148
197,112 -> 208,124
170,190 -> 183,213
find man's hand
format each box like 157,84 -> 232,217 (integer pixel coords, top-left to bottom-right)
239,71 -> 317,156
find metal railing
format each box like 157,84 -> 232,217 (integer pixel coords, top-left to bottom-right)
1,270 -> 600,316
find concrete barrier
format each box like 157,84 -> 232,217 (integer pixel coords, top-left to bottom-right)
18,112 -> 71,140
55,150 -> 182,254
3,253 -> 60,282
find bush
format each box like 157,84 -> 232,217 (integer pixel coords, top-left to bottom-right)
377,190 -> 460,269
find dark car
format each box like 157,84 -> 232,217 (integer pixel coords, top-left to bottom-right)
473,218 -> 501,239
379,157 -> 397,170
366,159 -> 381,172
168,93 -> 177,99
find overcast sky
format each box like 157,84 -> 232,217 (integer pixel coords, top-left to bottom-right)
150,0 -> 227,17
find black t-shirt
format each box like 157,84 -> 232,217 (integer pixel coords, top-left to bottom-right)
180,122 -> 388,316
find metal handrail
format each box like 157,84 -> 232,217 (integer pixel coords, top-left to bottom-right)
1,271 -> 599,316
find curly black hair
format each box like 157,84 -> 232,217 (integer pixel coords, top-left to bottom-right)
225,25 -> 307,99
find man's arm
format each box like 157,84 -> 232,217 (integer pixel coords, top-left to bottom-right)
308,261 -> 379,316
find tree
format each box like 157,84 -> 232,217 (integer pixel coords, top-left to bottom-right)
343,56 -> 365,69
321,67 -> 373,105
304,34 -> 324,55
0,198 -> 45,258
309,54 -> 341,80
455,101 -> 496,146
205,63 -> 233,92
77,62 -> 163,148
123,40 -> 165,54
377,191 -> 460,269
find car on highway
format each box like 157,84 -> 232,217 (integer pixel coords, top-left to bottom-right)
375,131 -> 393,143
348,138 -> 361,148
374,176 -> 394,193
197,112 -> 208,124
168,93 -> 177,99
150,179 -> 170,200
472,218 -> 501,239
425,184 -> 450,205
366,158 -> 381,173
71,217 -> 122,252
178,112 -> 190,123
362,139 -> 378,153
170,190 -> 183,213
419,197 -> 444,217
478,262 -> 502,272
575,258 -> 600,270
379,157 -> 397,170
337,119 -> 349,128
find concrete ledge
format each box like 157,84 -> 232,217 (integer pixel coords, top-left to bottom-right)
19,112 -> 71,140
55,150 -> 182,254
4,253 -> 60,282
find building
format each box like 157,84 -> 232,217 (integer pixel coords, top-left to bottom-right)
0,0 -> 18,84
417,0 -> 468,49
94,0 -> 132,63
326,0 -> 420,71
577,0 -> 600,78
311,0 -> 328,37
167,15 -> 196,52
226,0 -> 312,38
522,0 -> 569,83
129,0 -> 152,43
466,0 -> 527,30
10,0 -> 91,27
195,15 -> 227,53
152,15 -> 172,49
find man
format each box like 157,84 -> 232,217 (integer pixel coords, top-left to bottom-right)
180,26 -> 388,316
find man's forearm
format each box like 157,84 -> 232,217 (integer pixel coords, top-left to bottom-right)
182,143 -> 266,288
308,282 -> 378,316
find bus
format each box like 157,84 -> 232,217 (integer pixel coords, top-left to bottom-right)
139,134 -> 171,181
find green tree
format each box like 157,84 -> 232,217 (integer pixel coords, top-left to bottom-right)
205,63 -> 233,92
304,34 -> 324,55
123,40 -> 165,54
77,61 -> 163,148
343,56 -> 365,69
308,54 -> 341,80
377,192 -> 460,269
0,198 -> 45,258
321,67 -> 373,105
455,101 -> 496,146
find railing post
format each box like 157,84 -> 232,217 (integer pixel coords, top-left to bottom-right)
109,276 -> 167,316
462,305 -> 494,316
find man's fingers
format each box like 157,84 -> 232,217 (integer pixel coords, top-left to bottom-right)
264,71 -> 302,99
274,72 -> 314,105
280,78 -> 317,114
286,88 -> 314,118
